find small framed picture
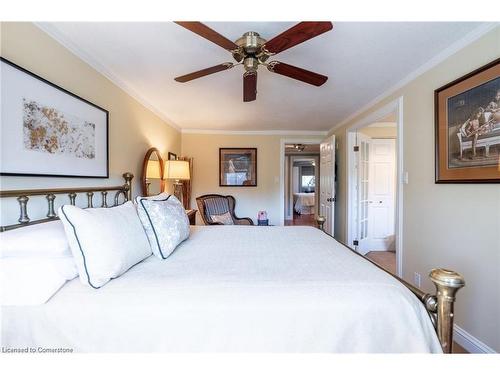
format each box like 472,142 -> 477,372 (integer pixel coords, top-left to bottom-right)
435,58 -> 500,183
168,152 -> 177,160
219,148 -> 257,187
0,57 -> 109,178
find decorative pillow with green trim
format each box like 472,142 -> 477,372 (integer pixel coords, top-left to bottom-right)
58,201 -> 151,289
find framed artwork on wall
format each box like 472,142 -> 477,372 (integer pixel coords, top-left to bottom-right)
219,148 -> 257,187
168,152 -> 177,160
0,57 -> 109,178
435,58 -> 500,183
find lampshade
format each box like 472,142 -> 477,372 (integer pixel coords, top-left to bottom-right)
164,160 -> 190,180
146,160 -> 161,179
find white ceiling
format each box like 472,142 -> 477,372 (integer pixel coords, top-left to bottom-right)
39,22 -> 486,131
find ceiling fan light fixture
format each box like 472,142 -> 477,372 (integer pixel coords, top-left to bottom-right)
244,57 -> 259,72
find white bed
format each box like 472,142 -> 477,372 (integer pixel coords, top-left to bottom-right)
293,193 -> 315,214
1,225 -> 441,353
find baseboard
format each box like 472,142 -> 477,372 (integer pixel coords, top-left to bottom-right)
454,324 -> 496,353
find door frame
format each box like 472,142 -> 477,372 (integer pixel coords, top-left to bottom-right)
279,137 -> 324,226
346,97 -> 404,277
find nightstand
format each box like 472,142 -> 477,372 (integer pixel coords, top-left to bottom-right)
186,209 -> 197,225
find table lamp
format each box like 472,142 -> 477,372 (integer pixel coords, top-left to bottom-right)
164,160 -> 190,204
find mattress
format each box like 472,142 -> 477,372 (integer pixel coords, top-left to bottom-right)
1,225 -> 441,353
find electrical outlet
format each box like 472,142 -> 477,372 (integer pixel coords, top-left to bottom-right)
414,272 -> 421,288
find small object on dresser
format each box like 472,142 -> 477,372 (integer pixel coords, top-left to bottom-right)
257,211 -> 268,225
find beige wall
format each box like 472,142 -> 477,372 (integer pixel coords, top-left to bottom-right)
359,125 -> 397,138
330,27 -> 500,351
181,133 -> 323,225
0,23 -> 181,224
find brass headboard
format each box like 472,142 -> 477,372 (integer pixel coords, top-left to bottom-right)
0,172 -> 133,232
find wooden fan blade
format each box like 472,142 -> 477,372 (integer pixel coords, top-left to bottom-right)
175,22 -> 239,51
263,22 -> 333,55
175,63 -> 234,83
243,71 -> 257,102
267,61 -> 327,86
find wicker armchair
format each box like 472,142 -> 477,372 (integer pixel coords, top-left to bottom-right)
196,194 -> 254,225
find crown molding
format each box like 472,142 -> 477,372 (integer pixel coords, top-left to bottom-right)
329,22 -> 499,133
34,22 -> 182,132
181,129 -> 328,136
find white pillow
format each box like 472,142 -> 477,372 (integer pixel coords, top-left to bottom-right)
58,201 -> 152,289
0,256 -> 78,306
135,194 -> 190,259
0,220 -> 71,258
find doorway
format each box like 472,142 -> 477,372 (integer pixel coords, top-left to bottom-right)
284,144 -> 320,227
346,98 -> 403,276
279,137 -> 325,226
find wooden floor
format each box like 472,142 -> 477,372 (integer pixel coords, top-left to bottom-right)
284,213 -> 317,227
365,251 -> 396,274
364,251 -> 468,353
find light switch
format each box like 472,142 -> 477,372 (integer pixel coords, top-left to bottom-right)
403,171 -> 409,184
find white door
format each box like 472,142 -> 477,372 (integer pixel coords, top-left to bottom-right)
319,135 -> 335,236
356,133 -> 372,253
368,139 -> 396,251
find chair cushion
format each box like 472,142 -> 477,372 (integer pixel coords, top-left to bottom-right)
210,212 -> 234,225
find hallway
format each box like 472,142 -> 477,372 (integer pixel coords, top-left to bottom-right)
284,213 -> 317,227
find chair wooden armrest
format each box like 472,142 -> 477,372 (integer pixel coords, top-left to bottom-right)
233,217 -> 254,225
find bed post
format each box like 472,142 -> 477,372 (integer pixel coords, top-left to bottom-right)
429,269 -> 465,353
122,172 -> 134,201
316,215 -> 326,231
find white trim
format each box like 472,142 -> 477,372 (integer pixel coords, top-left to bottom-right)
34,22 -> 183,131
346,97 -> 404,277
454,325 -> 496,353
330,23 -> 498,132
182,129 -> 328,136
279,137 -> 324,226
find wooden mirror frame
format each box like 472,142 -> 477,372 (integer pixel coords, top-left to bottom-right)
141,147 -> 165,196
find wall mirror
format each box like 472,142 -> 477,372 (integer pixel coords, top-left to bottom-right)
142,148 -> 164,196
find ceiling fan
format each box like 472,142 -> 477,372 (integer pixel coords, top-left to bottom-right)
174,22 -> 333,102
285,144 -> 306,152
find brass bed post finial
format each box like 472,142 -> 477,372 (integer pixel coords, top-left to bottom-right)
316,216 -> 326,232
123,172 -> 134,201
429,268 -> 465,353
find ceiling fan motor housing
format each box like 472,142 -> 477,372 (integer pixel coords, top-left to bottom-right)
233,31 -> 269,65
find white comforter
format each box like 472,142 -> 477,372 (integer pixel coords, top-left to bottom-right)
1,226 -> 441,353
